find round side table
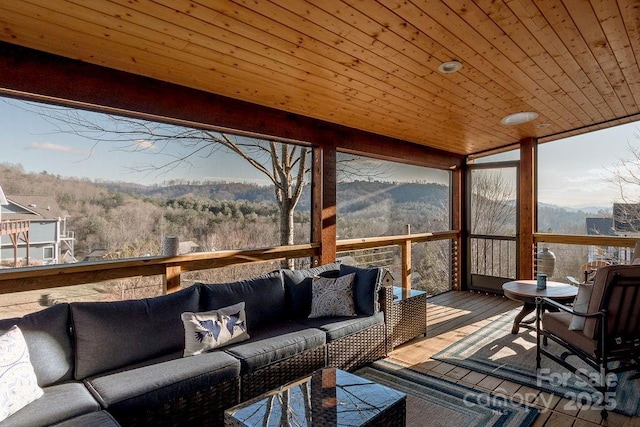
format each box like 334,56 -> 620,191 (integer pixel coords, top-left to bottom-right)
502,280 -> 578,334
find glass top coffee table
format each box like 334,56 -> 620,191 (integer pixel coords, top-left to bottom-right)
224,368 -> 406,426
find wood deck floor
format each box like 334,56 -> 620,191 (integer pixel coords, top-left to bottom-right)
386,291 -> 640,427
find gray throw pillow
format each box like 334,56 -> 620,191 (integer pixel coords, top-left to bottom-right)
309,273 -> 357,318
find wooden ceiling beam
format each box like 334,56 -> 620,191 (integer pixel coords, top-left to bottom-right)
0,41 -> 463,170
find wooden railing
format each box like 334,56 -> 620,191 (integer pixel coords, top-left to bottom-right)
2,231 -> 633,298
0,231 -> 459,296
0,220 -> 30,235
534,233 -> 640,273
337,230 -> 459,291
534,233 -> 640,248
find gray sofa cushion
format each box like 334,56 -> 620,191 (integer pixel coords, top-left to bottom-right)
71,285 -> 200,379
0,382 -> 100,427
300,312 -> 384,341
339,264 -> 382,316
281,261 -> 342,318
84,351 -> 240,411
51,411 -> 120,427
0,303 -> 73,387
200,272 -> 285,331
223,322 -> 326,373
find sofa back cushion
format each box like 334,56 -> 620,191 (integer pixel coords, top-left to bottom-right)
338,264 -> 382,316
71,285 -> 200,379
200,272 -> 285,331
281,261 -> 342,318
0,303 -> 73,387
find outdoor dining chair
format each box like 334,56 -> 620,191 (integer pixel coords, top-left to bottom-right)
536,264 -> 640,420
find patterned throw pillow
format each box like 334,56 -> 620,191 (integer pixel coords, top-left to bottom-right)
181,302 -> 249,357
308,273 -> 357,318
0,325 -> 44,422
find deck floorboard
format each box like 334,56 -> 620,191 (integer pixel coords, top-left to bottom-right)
386,290 -> 636,427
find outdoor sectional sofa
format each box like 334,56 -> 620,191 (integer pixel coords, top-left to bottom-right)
0,261 -> 393,427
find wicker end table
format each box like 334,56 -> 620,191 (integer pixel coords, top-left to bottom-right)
391,286 -> 427,348
224,368 -> 406,426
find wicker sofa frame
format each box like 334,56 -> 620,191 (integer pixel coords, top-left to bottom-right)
240,284 -> 393,401
327,286 -> 393,371
111,376 -> 240,427
1,263 -> 392,427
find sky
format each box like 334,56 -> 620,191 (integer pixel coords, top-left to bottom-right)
0,98 -> 448,188
0,98 -> 273,186
473,122 -> 640,209
1,97 -> 639,208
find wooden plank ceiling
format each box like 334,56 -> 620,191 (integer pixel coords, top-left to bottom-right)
0,0 -> 639,156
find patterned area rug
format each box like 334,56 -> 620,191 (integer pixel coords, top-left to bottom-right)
433,309 -> 640,416
355,360 -> 538,427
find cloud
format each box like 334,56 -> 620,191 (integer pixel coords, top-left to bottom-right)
26,142 -> 90,155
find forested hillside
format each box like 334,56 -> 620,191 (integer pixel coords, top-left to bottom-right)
1,162 -> 596,262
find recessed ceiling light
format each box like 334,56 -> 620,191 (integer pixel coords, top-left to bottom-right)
500,111 -> 539,126
438,60 -> 462,74
536,123 -> 551,129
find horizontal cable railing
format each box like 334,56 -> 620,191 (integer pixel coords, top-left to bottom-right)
534,233 -> 640,282
0,231 -> 459,296
3,232 -> 633,299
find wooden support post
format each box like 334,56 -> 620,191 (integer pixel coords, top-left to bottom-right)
24,230 -> 29,267
402,228 -> 412,297
312,144 -> 337,266
451,166 -> 465,290
311,147 -> 322,266
518,138 -> 536,279
165,265 -> 182,293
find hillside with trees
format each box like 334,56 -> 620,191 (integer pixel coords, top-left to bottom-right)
1,162 -> 598,256
1,161 -> 601,299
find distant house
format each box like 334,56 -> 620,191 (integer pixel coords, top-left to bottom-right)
585,217 -> 615,236
585,203 -> 640,265
0,195 -> 75,266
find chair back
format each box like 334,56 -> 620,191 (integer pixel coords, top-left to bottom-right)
583,265 -> 640,349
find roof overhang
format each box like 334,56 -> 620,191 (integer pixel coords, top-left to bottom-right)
0,1 -> 638,157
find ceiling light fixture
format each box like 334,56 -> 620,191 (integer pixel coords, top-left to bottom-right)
438,60 -> 462,74
500,111 -> 538,126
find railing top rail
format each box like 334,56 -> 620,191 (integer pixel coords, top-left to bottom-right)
0,243 -> 319,294
0,230 -> 462,296
534,233 -> 640,247
336,230 -> 459,252
470,234 -> 517,241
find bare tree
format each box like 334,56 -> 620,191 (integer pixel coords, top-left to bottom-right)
609,138 -> 640,233
470,170 -> 516,235
9,100 -> 389,269
469,170 -> 517,278
33,106 -> 309,268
